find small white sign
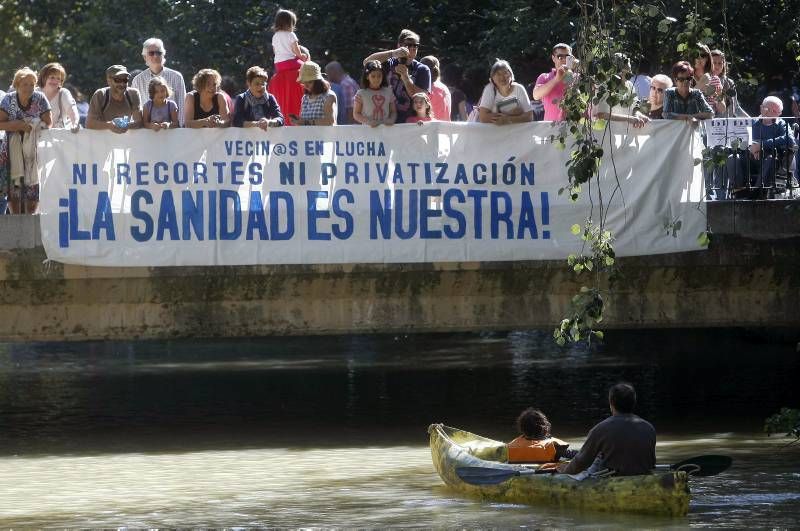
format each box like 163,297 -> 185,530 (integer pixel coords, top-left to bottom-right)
705,118 -> 752,148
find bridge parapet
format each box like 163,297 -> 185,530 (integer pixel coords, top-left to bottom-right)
1,200 -> 798,341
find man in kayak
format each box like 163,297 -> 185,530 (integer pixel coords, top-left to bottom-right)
558,383 -> 656,476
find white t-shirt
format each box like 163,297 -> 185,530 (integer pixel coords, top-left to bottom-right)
593,79 -> 636,116
272,31 -> 299,63
478,82 -> 532,115
46,87 -> 79,128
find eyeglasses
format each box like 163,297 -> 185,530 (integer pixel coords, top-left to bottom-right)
675,77 -> 691,82
148,50 -> 163,56
650,86 -> 665,93
555,54 -> 572,59
112,76 -> 129,83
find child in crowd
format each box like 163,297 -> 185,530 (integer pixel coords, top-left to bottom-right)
406,92 -> 433,124
507,407 -> 578,464
353,61 -> 396,127
143,76 -> 178,130
268,8 -> 308,125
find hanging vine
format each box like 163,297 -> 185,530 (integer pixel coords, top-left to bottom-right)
553,0 -> 715,346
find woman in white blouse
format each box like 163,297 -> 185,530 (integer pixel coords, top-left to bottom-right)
478,59 -> 533,125
37,63 -> 79,129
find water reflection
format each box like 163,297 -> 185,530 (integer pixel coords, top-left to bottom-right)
0,329 -> 798,526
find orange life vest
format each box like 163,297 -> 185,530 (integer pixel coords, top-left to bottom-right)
507,436 -> 568,463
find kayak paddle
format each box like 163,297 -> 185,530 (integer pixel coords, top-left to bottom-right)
655,454 -> 732,477
456,454 -> 732,486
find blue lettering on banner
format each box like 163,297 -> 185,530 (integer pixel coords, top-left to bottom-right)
55,141 -> 546,249
131,190 -> 154,242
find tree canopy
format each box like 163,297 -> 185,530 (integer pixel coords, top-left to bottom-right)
1,0 -> 798,113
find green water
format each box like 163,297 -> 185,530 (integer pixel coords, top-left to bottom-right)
0,330 -> 797,527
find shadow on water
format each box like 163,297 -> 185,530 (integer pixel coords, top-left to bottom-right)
0,328 -> 797,457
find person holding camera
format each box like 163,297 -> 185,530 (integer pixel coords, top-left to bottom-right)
363,29 -> 431,124
533,43 -> 576,122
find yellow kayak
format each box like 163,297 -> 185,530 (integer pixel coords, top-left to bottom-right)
428,423 -> 690,516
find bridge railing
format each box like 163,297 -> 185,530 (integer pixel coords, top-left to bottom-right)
702,116 -> 799,200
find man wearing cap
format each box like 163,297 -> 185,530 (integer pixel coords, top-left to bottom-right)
131,37 -> 187,125
533,43 -> 575,122
363,29 -> 431,123
86,65 -> 143,133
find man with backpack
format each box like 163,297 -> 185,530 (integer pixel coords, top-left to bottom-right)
86,65 -> 143,132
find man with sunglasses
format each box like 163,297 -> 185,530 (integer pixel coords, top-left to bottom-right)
86,65 -> 142,133
533,43 -> 575,122
363,29 -> 431,123
131,38 -> 187,126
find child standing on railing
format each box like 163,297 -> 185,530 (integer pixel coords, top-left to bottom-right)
143,76 -> 178,131
268,8 -> 308,125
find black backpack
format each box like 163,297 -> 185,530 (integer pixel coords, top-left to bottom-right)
101,87 -> 134,114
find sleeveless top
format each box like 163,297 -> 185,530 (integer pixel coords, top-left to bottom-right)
145,99 -> 177,123
300,90 -> 336,123
191,91 -> 219,119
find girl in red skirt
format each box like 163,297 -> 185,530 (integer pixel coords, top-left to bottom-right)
269,8 -> 308,125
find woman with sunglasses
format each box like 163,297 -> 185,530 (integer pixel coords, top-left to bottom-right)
647,74 -> 673,119
662,61 -> 713,122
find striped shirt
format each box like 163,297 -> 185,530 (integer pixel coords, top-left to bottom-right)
131,66 -> 187,126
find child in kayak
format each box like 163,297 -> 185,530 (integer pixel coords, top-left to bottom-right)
507,407 -> 578,464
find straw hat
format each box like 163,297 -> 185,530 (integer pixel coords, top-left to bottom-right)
297,61 -> 324,83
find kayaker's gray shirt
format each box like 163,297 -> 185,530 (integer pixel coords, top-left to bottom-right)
561,413 -> 656,476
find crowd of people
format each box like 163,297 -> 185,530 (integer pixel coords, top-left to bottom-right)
1,8 -> 799,213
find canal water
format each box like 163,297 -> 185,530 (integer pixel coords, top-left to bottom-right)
0,329 -> 798,527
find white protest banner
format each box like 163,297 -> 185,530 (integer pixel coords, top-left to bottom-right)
37,121 -> 705,267
705,117 -> 752,148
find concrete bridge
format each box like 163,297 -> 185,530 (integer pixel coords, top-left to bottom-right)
1,200 -> 798,341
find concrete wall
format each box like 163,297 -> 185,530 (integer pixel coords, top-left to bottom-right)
1,201 -> 799,341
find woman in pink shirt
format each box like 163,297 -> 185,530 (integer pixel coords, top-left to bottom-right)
420,55 -> 451,121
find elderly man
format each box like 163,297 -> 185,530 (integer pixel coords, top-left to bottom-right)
324,61 -> 359,124
131,37 -> 187,125
748,96 -> 796,192
363,29 -> 431,123
533,43 -> 575,122
86,65 -> 143,133
559,383 -> 656,477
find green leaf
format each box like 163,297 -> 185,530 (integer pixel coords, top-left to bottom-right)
593,330 -> 604,339
697,231 -> 711,247
571,224 -> 581,235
